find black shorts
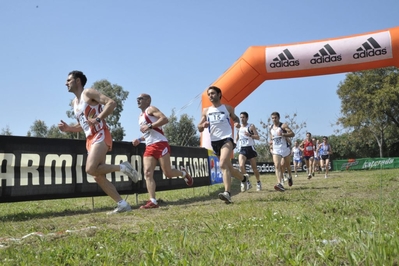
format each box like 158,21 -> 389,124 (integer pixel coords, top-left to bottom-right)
211,138 -> 236,157
239,146 -> 258,160
321,155 -> 330,160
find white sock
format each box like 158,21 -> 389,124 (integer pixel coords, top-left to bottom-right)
150,198 -> 157,204
181,170 -> 186,177
120,164 -> 126,172
118,200 -> 126,205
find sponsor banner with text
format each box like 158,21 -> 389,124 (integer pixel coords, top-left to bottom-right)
266,31 -> 392,72
0,136 -> 210,203
333,157 -> 399,171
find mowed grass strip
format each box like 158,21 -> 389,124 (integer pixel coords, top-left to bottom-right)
1,169 -> 398,265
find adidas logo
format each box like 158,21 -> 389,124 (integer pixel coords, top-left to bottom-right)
310,44 -> 342,64
353,37 -> 387,59
269,49 -> 300,68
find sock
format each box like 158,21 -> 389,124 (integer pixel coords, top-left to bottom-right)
181,170 -> 186,177
257,181 -> 261,184
120,164 -> 126,172
226,191 -> 231,196
150,198 -> 158,204
118,200 -> 126,205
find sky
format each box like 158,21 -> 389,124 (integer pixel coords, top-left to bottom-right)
1,0 -> 398,142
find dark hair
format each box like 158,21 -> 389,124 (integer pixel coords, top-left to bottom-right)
271,111 -> 280,118
323,136 -> 328,140
240,111 -> 249,118
207,86 -> 222,99
68,70 -> 87,87
306,132 -> 312,136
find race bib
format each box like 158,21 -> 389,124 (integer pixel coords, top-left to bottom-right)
208,111 -> 227,124
78,113 -> 90,133
273,136 -> 282,145
240,138 -> 249,146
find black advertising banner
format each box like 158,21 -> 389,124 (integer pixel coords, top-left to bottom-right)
0,136 -> 210,203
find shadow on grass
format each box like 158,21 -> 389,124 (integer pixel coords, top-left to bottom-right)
0,183 -> 341,221
0,206 -> 117,222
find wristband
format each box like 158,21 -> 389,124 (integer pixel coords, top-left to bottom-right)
148,123 -> 153,129
96,118 -> 101,123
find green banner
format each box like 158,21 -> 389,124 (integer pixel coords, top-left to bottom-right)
333,157 -> 399,171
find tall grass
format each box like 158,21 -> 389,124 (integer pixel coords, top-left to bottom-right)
1,169 -> 398,265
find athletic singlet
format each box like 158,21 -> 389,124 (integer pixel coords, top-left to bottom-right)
314,145 -> 319,158
206,105 -> 232,141
303,140 -> 314,157
320,143 -> 331,155
139,108 -> 167,145
73,97 -> 105,138
270,125 -> 288,155
237,124 -> 255,147
292,146 -> 302,160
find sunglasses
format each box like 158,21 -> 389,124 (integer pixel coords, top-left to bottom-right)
137,97 -> 146,101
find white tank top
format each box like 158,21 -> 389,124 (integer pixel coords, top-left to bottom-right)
292,146 -> 302,160
238,125 -> 255,147
206,105 -> 232,141
270,125 -> 288,154
73,97 -> 105,137
139,108 -> 167,145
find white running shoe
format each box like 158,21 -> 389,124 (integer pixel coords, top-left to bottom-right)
247,181 -> 252,190
107,201 -> 132,215
218,192 -> 232,204
121,161 -> 139,183
256,181 -> 262,191
240,182 -> 246,192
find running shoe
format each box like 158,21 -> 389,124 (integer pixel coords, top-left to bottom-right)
256,181 -> 262,191
181,168 -> 193,186
274,183 -> 285,192
121,161 -> 139,183
246,181 -> 252,190
218,192 -> 232,204
240,182 -> 246,192
140,200 -> 159,209
307,174 -> 312,180
107,201 -> 132,215
288,177 -> 293,187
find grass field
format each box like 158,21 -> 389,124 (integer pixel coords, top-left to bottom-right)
1,169 -> 398,265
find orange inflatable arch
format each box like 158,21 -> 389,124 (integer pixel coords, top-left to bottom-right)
201,26 -> 399,148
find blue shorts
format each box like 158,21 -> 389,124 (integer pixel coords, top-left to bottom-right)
239,146 -> 258,160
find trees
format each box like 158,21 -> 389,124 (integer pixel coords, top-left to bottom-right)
27,120 -> 48,138
163,109 -> 199,146
0,125 -> 12,135
337,67 -> 399,157
66,79 -> 129,141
